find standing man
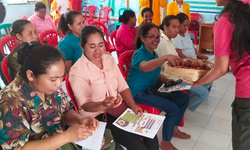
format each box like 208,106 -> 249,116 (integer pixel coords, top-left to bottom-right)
167,0 -> 191,19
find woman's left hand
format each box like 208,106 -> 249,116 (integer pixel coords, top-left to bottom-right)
131,104 -> 143,116
181,78 -> 199,87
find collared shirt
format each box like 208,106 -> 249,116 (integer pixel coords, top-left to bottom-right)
115,23 -> 137,57
127,45 -> 161,97
28,14 -> 56,36
58,32 -> 82,64
0,75 -> 72,150
155,31 -> 178,57
173,33 -> 197,59
167,1 -> 191,19
214,14 -> 250,98
69,54 -> 129,117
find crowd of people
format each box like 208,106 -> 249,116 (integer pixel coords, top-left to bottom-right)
0,0 -> 250,149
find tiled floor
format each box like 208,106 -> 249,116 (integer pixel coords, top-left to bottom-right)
157,72 -> 235,150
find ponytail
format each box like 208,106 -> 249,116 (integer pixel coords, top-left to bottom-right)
58,11 -> 82,35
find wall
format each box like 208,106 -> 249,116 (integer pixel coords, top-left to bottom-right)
1,0 -> 35,24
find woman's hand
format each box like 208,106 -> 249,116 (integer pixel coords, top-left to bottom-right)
102,97 -> 120,108
130,104 -> 143,116
201,55 -> 209,60
181,78 -> 199,87
165,54 -> 183,66
56,6 -> 62,13
78,117 -> 99,129
65,125 -> 93,143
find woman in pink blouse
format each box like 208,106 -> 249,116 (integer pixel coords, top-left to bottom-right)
28,2 -> 56,37
69,26 -> 159,150
115,10 -> 140,57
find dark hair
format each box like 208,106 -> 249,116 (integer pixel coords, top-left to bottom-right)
11,19 -> 31,38
159,15 -> 178,30
35,2 -> 46,11
58,11 -> 82,35
17,42 -> 64,81
140,23 -> 159,37
218,0 -> 250,61
176,13 -> 189,24
80,26 -> 104,48
141,7 -> 153,17
119,10 -> 135,24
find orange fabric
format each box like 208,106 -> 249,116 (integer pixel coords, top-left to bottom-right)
50,0 -> 72,21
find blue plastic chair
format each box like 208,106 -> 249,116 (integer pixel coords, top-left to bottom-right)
0,23 -> 12,37
114,8 -> 131,30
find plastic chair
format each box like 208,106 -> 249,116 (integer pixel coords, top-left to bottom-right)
0,35 -> 19,57
65,74 -> 79,113
118,50 -> 185,127
23,16 -> 27,20
0,23 -> 12,37
114,8 -> 131,30
1,56 -> 12,83
90,21 -> 115,53
110,30 -> 117,47
188,13 -> 202,45
39,29 -> 58,47
98,6 -> 111,26
84,5 -> 97,25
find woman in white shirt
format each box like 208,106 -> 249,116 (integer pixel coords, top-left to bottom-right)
155,15 -> 212,112
173,13 -> 208,60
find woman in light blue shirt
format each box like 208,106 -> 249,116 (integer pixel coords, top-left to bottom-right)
58,11 -> 85,72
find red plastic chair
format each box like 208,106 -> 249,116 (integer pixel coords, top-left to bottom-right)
98,6 -> 112,26
0,35 -> 19,57
84,5 -> 97,25
188,13 -> 202,45
110,30 -> 117,47
90,21 -> 115,53
39,29 -> 58,47
118,50 -> 185,126
65,74 -> 79,113
1,56 -> 12,83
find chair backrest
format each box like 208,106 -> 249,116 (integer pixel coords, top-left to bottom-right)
85,5 -> 97,21
0,23 -> 12,37
65,74 -> 79,113
118,50 -> 136,81
190,13 -> 202,27
98,6 -> 111,22
1,56 -> 12,83
110,30 -> 117,46
118,8 -> 131,17
90,21 -> 110,43
39,29 -> 58,47
0,35 -> 19,57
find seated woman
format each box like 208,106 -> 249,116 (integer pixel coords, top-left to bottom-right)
127,23 -> 190,150
0,43 -> 98,150
8,19 -> 38,80
116,10 -> 140,57
173,13 -> 208,60
155,15 -> 212,112
167,0 -> 191,19
139,7 -> 153,28
50,0 -> 72,21
58,11 -> 85,73
28,2 -> 56,37
69,26 -> 159,150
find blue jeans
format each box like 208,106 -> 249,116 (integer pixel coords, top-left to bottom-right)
179,82 -> 212,111
134,91 -> 189,141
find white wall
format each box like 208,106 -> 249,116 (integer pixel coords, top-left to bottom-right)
2,0 -> 35,24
